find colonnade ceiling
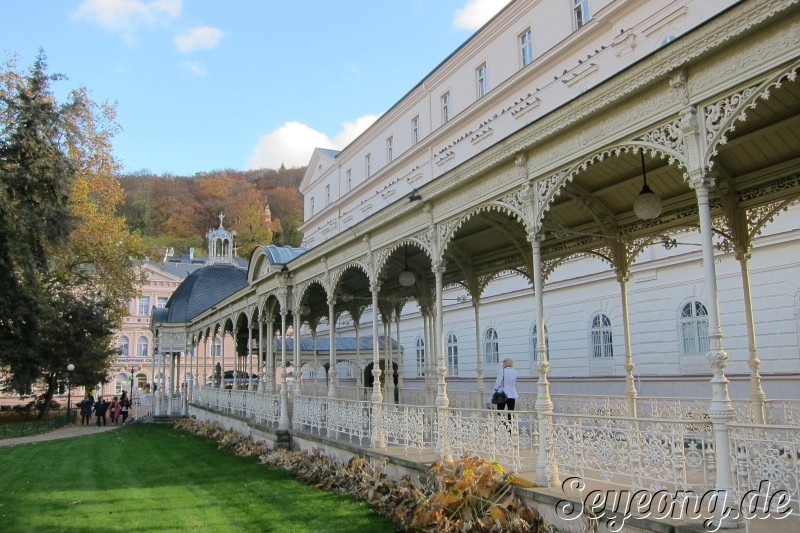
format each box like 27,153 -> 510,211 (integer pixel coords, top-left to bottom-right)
709,67 -> 800,209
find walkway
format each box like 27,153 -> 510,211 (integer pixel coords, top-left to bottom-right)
0,422 -> 120,447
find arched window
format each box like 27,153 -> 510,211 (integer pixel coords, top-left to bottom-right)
117,336 -> 130,357
484,328 -> 499,364
446,333 -> 459,376
530,324 -> 549,361
213,337 -> 222,358
659,34 -> 678,47
415,337 -> 425,377
590,314 -> 613,358
680,300 -> 709,354
136,336 -> 149,357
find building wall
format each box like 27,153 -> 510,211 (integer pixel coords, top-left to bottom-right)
299,0 -> 739,246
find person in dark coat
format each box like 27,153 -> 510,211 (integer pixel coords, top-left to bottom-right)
80,394 -> 94,426
94,397 -> 109,426
119,391 -> 131,424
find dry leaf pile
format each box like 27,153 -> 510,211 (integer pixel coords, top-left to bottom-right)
172,419 -> 555,532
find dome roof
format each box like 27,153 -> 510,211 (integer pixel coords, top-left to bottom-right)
163,264 -> 248,323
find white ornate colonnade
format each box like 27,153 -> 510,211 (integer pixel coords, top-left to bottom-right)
152,0 -> 800,519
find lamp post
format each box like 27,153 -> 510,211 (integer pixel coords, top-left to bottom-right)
66,363 -> 75,422
129,367 -> 138,396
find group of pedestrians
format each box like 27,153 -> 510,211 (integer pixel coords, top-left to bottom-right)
78,391 -> 131,426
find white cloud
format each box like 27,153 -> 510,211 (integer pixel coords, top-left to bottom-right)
175,26 -> 224,53
246,115 -> 379,169
74,0 -> 182,42
453,0 -> 507,31
182,61 -> 206,77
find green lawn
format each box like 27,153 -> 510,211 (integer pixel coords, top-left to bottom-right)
0,425 -> 395,532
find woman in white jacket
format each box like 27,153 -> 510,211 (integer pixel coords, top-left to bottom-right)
494,358 -> 517,415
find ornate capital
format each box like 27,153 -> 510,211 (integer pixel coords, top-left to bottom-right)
707,349 -> 729,371
535,360 -> 550,375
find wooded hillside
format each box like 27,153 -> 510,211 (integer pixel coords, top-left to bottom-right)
117,165 -> 305,259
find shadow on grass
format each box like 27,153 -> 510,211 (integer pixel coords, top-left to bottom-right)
0,425 -> 395,532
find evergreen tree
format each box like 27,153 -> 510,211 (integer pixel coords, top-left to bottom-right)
0,52 -> 75,373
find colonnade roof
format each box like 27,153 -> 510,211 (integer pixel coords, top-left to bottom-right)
258,244 -> 307,265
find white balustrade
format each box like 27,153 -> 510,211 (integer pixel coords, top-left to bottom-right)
131,392 -> 154,420
440,407 -> 538,472
190,385 -> 800,507
376,403 -> 435,455
293,395 -> 327,435
552,394 -> 629,417
327,398 -> 372,445
548,413 -> 716,493
729,423 -> 800,512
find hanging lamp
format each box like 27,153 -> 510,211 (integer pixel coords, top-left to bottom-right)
632,149 -> 662,220
398,246 -> 415,287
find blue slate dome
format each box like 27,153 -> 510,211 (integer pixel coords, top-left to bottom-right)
164,264 -> 248,323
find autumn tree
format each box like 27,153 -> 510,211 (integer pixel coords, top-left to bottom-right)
0,52 -> 146,416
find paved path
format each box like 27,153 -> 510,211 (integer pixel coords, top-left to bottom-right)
0,422 -> 121,447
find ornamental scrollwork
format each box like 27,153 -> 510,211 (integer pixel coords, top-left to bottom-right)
704,84 -> 759,146
637,119 -> 685,157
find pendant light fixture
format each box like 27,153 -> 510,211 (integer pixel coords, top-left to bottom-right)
633,149 -> 662,220
398,245 -> 415,287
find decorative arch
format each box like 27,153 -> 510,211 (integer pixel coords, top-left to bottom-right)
293,279 -> 329,314
442,200 -> 528,247
704,62 -> 800,170
329,259 -> 370,290
536,139 -> 688,225
375,238 -> 434,282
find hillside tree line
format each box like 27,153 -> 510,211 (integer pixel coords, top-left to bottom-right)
117,165 -> 305,259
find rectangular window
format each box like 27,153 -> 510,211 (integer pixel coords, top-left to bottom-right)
325,184 -> 330,205
156,297 -> 168,309
137,337 -> 149,357
520,29 -> 533,67
365,154 -> 371,177
574,0 -> 590,29
137,296 -> 150,316
476,63 -> 488,98
411,115 -> 419,145
441,92 -> 451,123
386,136 -> 393,162
346,169 -> 352,191
310,197 -> 315,215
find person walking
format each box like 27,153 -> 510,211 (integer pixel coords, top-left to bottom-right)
94,397 -> 109,426
80,394 -> 94,426
494,358 -> 518,419
108,397 -> 121,425
119,391 -> 131,424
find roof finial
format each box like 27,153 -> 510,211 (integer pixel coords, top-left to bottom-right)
218,213 -> 225,228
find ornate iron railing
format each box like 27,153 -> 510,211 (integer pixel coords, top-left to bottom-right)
729,423 -> 800,512
547,413 -> 716,493
440,407 -> 538,472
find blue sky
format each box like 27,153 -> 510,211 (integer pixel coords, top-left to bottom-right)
1,0 -> 508,176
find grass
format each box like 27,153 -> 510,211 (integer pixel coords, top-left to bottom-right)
0,424 -> 395,532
